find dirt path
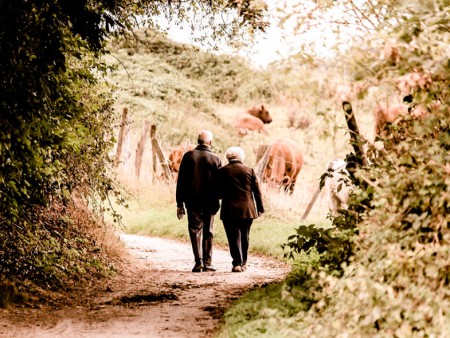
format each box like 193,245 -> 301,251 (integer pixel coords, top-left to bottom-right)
0,233 -> 290,338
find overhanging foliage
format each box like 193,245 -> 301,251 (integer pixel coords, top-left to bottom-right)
0,0 -> 270,296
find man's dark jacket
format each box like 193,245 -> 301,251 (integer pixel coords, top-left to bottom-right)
176,144 -> 221,214
217,160 -> 264,220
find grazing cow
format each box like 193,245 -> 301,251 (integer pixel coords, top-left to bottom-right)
262,138 -> 303,194
324,159 -> 353,216
232,104 -> 272,135
374,102 -> 428,136
167,143 -> 195,179
374,104 -> 407,136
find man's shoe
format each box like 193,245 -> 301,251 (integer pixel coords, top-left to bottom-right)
203,265 -> 216,272
231,265 -> 243,272
192,263 -> 203,273
242,264 -> 247,271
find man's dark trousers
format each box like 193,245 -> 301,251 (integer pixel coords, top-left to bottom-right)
187,210 -> 214,266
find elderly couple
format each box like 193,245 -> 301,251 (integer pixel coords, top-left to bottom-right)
176,130 -> 265,273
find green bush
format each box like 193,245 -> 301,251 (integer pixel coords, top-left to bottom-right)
0,2 -> 123,297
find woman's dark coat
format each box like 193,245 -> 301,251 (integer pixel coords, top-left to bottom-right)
217,160 -> 264,220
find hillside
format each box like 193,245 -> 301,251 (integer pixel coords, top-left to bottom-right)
106,29 -> 274,150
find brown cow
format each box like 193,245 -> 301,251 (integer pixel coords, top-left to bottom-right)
246,105 -> 272,123
232,105 -> 272,135
262,138 -> 303,194
167,143 -> 195,179
374,103 -> 428,136
232,114 -> 268,135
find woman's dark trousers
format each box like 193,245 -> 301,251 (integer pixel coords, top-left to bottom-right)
223,218 -> 253,267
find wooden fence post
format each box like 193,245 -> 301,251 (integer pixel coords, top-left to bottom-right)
150,124 -> 158,177
114,107 -> 128,167
122,124 -> 131,162
150,124 -> 173,181
301,187 -> 321,220
254,144 -> 270,180
135,120 -> 150,179
342,101 -> 368,166
151,139 -> 173,182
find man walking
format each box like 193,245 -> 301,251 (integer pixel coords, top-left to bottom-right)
176,130 -> 222,272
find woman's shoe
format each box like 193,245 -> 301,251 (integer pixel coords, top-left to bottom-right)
231,265 -> 243,272
203,265 -> 216,272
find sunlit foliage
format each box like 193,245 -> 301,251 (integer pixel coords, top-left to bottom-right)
219,1 -> 450,336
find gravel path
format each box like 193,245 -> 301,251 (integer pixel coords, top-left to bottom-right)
0,233 -> 290,338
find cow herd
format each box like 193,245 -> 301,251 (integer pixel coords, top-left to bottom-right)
164,104 -> 348,217
231,106 -> 305,196
164,87 -> 433,216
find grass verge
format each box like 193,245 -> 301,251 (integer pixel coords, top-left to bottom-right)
112,180 -> 329,260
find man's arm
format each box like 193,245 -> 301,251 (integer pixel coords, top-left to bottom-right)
176,154 -> 189,217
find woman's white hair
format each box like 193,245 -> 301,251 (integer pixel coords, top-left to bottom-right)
225,146 -> 245,162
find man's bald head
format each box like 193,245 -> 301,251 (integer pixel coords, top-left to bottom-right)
198,130 -> 213,146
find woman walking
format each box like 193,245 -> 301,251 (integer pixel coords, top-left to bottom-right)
218,146 -> 265,272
